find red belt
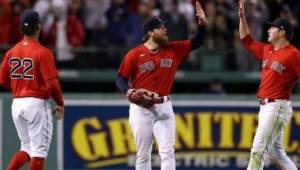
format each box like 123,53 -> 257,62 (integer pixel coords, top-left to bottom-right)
259,99 -> 275,105
258,98 -> 289,105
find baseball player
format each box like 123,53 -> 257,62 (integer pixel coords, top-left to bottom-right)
0,10 -> 64,170
116,1 -> 206,170
239,0 -> 300,169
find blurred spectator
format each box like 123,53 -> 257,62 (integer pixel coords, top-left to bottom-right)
127,0 -> 140,12
52,0 -> 73,62
106,0 -> 142,67
207,12 -> 232,51
138,0 -> 157,20
0,0 -> 298,72
66,0 -> 85,47
34,0 -> 55,46
20,0 -> 37,7
215,0 -> 237,23
0,0 -> 11,45
214,12 -> 232,49
82,0 -> 110,46
35,0 -> 82,63
157,0 -> 172,13
160,0 -> 189,40
203,1 -> 231,50
106,0 -> 140,46
233,29 -> 254,71
129,0 -> 158,46
278,4 -> 299,46
203,1 -> 216,50
279,4 -> 297,28
265,0 -> 281,21
215,0 -> 236,38
177,0 -> 196,34
204,78 -> 226,94
9,0 -> 25,44
245,0 -> 269,40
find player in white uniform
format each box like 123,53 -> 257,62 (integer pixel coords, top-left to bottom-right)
239,0 -> 300,169
116,1 -> 207,170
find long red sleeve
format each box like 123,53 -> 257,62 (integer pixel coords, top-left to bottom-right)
47,78 -> 64,106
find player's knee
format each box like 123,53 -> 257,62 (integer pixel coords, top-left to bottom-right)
21,141 -> 30,149
251,144 -> 267,154
30,142 -> 51,158
158,144 -> 175,158
250,151 -> 265,162
136,152 -> 151,163
31,150 -> 48,158
269,148 -> 288,160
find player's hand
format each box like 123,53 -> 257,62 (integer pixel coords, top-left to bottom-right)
195,1 -> 207,26
239,0 -> 245,18
126,88 -> 135,97
54,105 -> 64,120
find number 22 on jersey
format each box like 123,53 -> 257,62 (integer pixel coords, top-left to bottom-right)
9,57 -> 34,80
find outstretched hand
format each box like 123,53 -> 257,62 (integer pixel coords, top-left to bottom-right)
239,0 -> 245,18
195,1 -> 207,26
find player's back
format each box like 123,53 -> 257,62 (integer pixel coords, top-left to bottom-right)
2,37 -> 57,99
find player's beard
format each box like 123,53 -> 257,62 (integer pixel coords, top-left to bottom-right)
153,34 -> 169,46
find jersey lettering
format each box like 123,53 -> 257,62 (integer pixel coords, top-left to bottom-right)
9,57 -> 34,80
271,61 -> 286,74
160,59 -> 173,68
138,61 -> 155,73
9,58 -> 22,79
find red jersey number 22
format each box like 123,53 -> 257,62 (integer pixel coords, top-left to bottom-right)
9,57 -> 34,80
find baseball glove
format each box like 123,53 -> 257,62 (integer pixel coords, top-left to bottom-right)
127,88 -> 160,108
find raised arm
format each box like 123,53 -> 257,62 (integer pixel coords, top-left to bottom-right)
190,1 -> 207,51
195,1 -> 207,26
239,0 -> 267,61
239,0 -> 250,39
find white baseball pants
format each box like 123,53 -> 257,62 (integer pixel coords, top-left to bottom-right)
247,99 -> 297,170
12,97 -> 53,158
129,99 -> 175,170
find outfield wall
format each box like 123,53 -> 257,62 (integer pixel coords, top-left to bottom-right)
1,94 -> 300,170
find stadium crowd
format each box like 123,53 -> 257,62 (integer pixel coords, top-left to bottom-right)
0,0 -> 299,71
